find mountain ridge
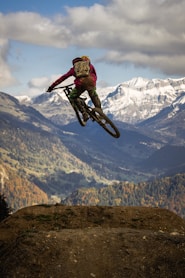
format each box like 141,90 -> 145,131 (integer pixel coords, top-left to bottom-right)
1,76 -> 185,211
17,76 -> 185,125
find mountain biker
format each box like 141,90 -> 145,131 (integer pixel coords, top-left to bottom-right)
47,56 -> 101,121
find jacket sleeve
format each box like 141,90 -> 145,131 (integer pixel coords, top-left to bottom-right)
51,68 -> 74,88
90,64 -> 97,81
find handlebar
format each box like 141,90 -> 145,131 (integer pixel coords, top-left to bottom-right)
53,83 -> 74,90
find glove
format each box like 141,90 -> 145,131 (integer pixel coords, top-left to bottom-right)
47,86 -> 53,92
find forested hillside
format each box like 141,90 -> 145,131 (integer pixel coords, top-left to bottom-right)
0,164 -> 48,211
63,173 -> 185,219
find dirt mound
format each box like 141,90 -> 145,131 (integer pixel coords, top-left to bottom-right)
0,205 -> 185,277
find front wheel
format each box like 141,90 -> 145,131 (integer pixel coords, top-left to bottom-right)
73,105 -> 86,127
91,108 -> 120,138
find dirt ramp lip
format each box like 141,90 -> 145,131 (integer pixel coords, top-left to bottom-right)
1,205 -> 185,236
1,205 -> 185,278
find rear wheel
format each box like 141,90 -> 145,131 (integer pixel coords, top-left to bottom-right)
91,108 -> 120,138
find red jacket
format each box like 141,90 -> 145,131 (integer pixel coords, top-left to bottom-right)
51,64 -> 97,88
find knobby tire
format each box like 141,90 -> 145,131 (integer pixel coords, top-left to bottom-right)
90,108 -> 120,138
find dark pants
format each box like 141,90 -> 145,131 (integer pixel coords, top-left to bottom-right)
69,85 -> 101,109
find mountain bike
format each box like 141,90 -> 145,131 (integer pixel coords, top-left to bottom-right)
54,84 -> 120,138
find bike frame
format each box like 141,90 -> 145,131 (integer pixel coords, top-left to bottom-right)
53,84 -> 120,138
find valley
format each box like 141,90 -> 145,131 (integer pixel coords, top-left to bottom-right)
0,77 -> 185,214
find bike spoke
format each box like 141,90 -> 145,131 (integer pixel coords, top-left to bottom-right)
91,108 -> 120,138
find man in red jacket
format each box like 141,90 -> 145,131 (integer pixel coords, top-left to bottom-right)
47,56 -> 101,121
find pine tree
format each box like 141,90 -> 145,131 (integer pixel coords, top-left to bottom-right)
0,194 -> 11,221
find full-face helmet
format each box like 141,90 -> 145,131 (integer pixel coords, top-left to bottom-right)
72,57 -> 83,65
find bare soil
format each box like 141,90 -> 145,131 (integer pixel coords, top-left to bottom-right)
0,205 -> 185,278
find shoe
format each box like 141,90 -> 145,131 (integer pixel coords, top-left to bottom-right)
82,112 -> 89,122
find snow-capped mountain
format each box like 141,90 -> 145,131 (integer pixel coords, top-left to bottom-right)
98,77 -> 185,124
17,76 -> 185,125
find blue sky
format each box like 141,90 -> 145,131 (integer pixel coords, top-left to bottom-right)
0,0 -> 185,96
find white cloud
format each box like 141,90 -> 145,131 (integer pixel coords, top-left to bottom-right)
0,12 -> 71,48
24,75 -> 74,97
0,0 -> 185,89
28,76 -> 50,88
0,39 -> 17,88
26,75 -> 59,96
